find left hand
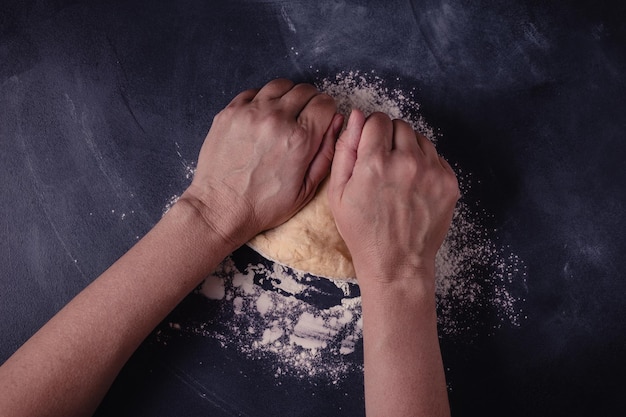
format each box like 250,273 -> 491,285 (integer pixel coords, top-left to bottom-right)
328,110 -> 459,287
183,79 -> 343,247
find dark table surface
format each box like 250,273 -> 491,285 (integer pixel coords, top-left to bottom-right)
2,0 -> 625,416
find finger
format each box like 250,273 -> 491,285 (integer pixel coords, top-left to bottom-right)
254,78 -> 295,100
439,155 -> 457,177
358,112 -> 393,155
303,113 -> 345,198
439,156 -> 461,199
415,130 -> 437,158
228,88 -> 260,106
438,154 -> 451,170
281,83 -> 323,117
296,92 -> 337,147
328,109 -> 366,205
391,119 -> 419,153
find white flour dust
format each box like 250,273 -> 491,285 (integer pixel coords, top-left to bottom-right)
317,70 -> 437,141
192,257 -> 363,383
317,71 -> 526,335
159,71 -> 527,382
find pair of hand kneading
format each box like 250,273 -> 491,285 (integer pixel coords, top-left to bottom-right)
0,78 -> 457,417
187,78 -> 459,416
185,78 -> 459,289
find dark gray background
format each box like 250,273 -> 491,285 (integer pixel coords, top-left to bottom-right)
1,0 -> 625,416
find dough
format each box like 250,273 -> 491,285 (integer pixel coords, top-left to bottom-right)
247,71 -> 433,280
247,178 -> 356,280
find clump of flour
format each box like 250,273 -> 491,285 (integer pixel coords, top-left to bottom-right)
190,257 -> 363,384
159,70 -> 527,382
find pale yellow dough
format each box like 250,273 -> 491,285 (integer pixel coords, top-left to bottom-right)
247,178 -> 356,280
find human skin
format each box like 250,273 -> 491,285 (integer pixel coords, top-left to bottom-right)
0,79 -> 342,417
0,79 -> 458,417
328,109 -> 459,417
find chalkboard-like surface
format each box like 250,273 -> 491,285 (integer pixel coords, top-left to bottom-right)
1,1 -> 625,416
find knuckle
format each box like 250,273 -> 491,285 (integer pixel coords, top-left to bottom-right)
213,107 -> 233,124
392,118 -> 411,130
288,127 -> 308,144
367,112 -> 391,125
291,82 -> 317,97
313,92 -> 336,106
305,92 -> 337,113
262,112 -> 288,134
268,78 -> 294,89
444,174 -> 461,201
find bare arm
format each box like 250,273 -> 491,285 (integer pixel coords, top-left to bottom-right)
0,198 -> 237,417
328,109 -> 459,417
0,79 -> 342,417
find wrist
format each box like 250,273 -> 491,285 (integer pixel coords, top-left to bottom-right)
354,254 -> 436,287
176,185 -> 249,252
358,271 -> 439,339
355,258 -> 436,306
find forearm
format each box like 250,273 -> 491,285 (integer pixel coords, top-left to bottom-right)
0,196 -> 239,417
0,78 -> 339,417
360,268 -> 450,417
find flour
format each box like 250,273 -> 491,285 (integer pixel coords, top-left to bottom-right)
317,70 -> 436,142
318,71 -> 526,334
192,256 -> 364,383
162,194 -> 180,215
159,71 -> 527,382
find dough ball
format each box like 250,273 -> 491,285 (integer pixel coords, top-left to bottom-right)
247,178 -> 356,280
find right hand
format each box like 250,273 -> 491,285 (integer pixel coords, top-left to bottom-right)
327,110 -> 460,288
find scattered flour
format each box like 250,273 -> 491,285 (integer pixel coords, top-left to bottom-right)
162,194 -> 180,215
194,257 -> 363,383
159,70 -> 527,382
317,70 -> 437,142
318,71 -> 526,335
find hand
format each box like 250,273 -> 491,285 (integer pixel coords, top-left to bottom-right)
183,79 -> 343,247
328,109 -> 459,287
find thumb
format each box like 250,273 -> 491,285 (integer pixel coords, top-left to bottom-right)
303,112 -> 344,197
328,109 -> 366,206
